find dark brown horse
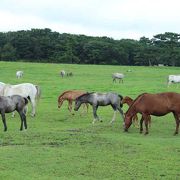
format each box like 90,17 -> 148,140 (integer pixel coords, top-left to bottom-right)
124,92 -> 180,135
58,90 -> 89,114
122,96 -> 151,128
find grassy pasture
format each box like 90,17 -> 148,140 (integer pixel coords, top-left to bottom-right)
0,61 -> 180,179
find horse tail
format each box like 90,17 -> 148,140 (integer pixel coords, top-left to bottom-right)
35,85 -> 41,101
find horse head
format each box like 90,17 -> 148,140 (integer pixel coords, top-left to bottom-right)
124,114 -> 132,132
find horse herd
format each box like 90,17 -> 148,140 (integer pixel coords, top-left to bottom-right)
0,72 -> 180,136
57,90 -> 180,135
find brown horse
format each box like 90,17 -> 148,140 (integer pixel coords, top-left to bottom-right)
122,96 -> 151,128
124,92 -> 180,135
122,96 -> 139,127
58,90 -> 88,114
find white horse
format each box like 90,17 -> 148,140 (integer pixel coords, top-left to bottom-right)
0,83 -> 41,117
60,70 -> 66,78
112,73 -> 124,83
167,75 -> 180,87
16,71 -> 24,79
0,82 -> 5,94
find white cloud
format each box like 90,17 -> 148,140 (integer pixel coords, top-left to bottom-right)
1,0 -> 180,39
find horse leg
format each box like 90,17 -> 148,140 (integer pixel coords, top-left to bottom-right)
80,103 -> 86,116
134,115 -> 139,128
92,105 -> 99,124
142,114 -> 149,135
30,99 -> 36,117
148,115 -> 151,128
17,111 -> 26,131
1,112 -> 7,131
139,116 -> 144,133
85,103 -> 89,113
68,100 -> 74,115
23,105 -> 28,115
22,113 -> 27,130
173,113 -> 179,135
110,110 -> 117,124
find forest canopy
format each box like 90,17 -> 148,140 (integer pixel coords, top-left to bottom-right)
0,28 -> 180,66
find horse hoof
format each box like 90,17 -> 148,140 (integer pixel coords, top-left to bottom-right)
144,132 -> 149,135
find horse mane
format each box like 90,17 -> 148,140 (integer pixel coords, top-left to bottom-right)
126,93 -> 147,114
76,92 -> 94,100
118,94 -> 123,100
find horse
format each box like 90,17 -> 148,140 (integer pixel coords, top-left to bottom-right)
16,71 -> 23,79
0,83 -> 41,117
74,92 -> 124,124
124,92 -> 180,135
0,95 -> 28,131
58,90 -> 89,114
122,96 -> 139,127
112,73 -> 124,83
167,75 -> 180,87
67,72 -> 73,77
122,96 -> 151,128
60,70 -> 66,78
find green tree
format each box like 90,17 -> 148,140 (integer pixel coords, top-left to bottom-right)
1,43 -> 16,60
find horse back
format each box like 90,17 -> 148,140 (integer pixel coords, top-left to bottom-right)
59,90 -> 86,101
135,92 -> 180,115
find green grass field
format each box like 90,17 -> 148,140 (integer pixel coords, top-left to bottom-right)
0,61 -> 180,180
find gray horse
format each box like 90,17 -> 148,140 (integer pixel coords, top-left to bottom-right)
112,73 -> 124,83
74,92 -> 124,124
0,95 -> 28,131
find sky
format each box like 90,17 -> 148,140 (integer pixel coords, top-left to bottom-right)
1,0 -> 180,40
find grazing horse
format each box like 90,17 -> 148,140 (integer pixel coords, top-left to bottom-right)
122,96 -> 139,127
60,70 -> 66,78
124,92 -> 180,135
122,96 -> 151,128
58,90 -> 89,114
16,71 -> 23,79
0,95 -> 28,131
0,83 -> 41,117
167,75 -> 180,87
74,92 -> 124,124
112,73 -> 124,83
67,72 -> 73,77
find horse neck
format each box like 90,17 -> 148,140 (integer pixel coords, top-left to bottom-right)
79,94 -> 91,104
126,104 -> 137,119
126,99 -> 133,106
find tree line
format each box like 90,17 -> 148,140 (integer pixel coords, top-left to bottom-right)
0,28 -> 180,66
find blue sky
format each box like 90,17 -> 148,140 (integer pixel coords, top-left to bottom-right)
1,0 -> 180,40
